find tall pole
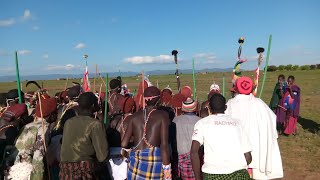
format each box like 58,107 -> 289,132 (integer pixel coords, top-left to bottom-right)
104,73 -> 109,125
94,64 -> 97,92
222,74 -> 225,97
15,51 -> 22,103
192,59 -> 197,98
259,34 -> 273,98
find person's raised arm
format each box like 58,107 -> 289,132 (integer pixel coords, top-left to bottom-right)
91,121 -> 108,162
191,140 -> 202,180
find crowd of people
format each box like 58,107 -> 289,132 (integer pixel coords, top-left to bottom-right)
0,75 -> 289,180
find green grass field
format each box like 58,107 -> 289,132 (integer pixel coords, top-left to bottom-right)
1,70 -> 319,179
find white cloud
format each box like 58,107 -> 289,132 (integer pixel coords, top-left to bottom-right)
74,43 -> 86,49
193,53 -> 216,60
0,49 -> 11,56
47,64 -> 77,71
193,53 -> 218,64
0,18 -> 16,27
32,26 -> 39,30
42,53 -> 49,59
125,55 -> 172,65
17,49 -> 31,55
0,67 -> 14,73
22,9 -> 32,21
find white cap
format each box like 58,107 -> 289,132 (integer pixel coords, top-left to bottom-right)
210,83 -> 220,92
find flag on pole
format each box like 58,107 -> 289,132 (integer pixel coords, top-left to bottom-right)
83,65 -> 90,92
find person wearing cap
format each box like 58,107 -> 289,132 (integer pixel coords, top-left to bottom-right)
60,92 -> 109,179
200,84 -> 221,118
225,76 -> 283,179
191,93 -> 252,180
122,86 -> 171,180
173,97 -> 201,180
7,97 -> 57,180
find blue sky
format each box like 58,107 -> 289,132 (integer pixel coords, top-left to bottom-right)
0,0 -> 319,76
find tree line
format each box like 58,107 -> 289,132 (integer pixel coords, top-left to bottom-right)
267,64 -> 320,71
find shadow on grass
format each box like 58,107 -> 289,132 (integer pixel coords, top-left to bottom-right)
298,116 -> 320,134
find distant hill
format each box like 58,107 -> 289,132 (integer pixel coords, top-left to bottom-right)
0,68 -> 232,82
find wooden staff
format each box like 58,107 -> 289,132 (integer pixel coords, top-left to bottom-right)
142,70 -> 145,109
172,50 -> 181,93
37,92 -> 51,180
64,76 -> 69,90
93,64 -> 98,93
259,34 -> 273,98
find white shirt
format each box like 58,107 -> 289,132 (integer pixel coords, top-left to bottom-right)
192,113 -> 251,174
226,94 -> 283,179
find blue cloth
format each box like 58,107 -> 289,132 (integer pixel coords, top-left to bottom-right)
127,147 -> 163,180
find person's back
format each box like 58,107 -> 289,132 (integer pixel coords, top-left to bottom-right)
121,86 -> 171,180
59,92 -> 108,179
173,98 -> 201,179
61,116 -> 107,162
191,94 -> 252,180
225,76 -> 283,180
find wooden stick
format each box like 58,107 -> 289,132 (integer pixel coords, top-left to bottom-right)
94,64 -> 97,92
37,92 -> 51,180
142,70 -> 145,109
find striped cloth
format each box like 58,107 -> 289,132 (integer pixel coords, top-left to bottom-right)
127,147 -> 163,180
178,152 -> 195,180
203,169 -> 250,180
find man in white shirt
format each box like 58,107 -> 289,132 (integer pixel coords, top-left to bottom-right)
191,93 -> 252,180
225,76 -> 283,180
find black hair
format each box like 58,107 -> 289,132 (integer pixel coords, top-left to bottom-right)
278,74 -> 285,79
68,86 -> 81,99
78,92 -> 98,110
0,93 -> 7,106
6,89 -> 24,99
109,79 -> 121,90
288,75 -> 295,81
209,94 -> 226,113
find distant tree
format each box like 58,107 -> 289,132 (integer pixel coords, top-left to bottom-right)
278,65 -> 285,71
310,65 -> 316,70
285,64 -> 293,71
267,65 -> 277,72
300,65 -> 310,70
292,65 -> 299,71
317,64 -> 320,69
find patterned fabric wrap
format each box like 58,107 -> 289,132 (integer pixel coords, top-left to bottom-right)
203,169 -> 250,180
59,161 -> 96,180
127,147 -> 163,180
178,152 -> 195,180
14,119 -> 49,180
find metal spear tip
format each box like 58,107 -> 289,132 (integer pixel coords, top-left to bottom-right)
256,47 -> 265,53
83,54 -> 88,59
171,50 -> 178,56
238,37 -> 245,44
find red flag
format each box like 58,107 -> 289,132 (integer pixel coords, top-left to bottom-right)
83,66 -> 90,92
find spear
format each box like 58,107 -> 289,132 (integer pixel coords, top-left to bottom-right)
192,58 -> 197,98
253,47 -> 265,96
14,51 -> 22,103
172,50 -> 181,92
94,64 -> 97,92
104,74 -> 109,125
259,35 -> 273,98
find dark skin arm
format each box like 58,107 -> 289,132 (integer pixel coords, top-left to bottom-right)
244,152 -> 252,165
160,112 -> 170,165
121,114 -> 133,149
191,140 -> 202,180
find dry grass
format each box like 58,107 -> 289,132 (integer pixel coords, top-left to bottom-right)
1,70 -> 320,179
